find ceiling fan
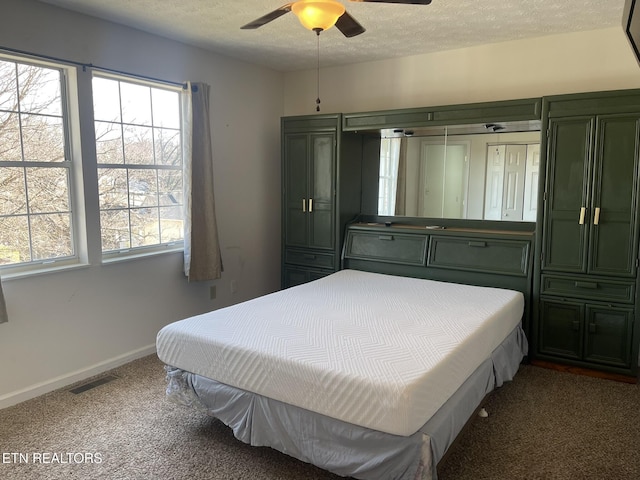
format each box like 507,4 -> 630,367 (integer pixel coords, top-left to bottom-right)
241,0 -> 433,38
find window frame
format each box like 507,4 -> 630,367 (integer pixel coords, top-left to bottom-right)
92,71 -> 185,262
0,53 -> 84,277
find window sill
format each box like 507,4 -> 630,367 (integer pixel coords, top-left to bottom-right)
101,246 -> 184,265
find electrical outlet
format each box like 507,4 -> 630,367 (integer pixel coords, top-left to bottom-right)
230,280 -> 237,294
209,285 -> 216,300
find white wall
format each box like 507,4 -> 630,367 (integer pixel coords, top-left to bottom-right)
284,27 -> 640,115
0,0 -> 284,407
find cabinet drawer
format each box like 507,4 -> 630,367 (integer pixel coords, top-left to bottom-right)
285,249 -> 335,269
283,265 -> 332,288
344,230 -> 427,266
428,236 -> 530,276
541,274 -> 635,304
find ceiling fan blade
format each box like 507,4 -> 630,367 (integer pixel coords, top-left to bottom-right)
335,12 -> 366,38
241,4 -> 293,30
350,0 -> 432,4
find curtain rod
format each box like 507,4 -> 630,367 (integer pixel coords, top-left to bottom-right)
0,45 -> 189,90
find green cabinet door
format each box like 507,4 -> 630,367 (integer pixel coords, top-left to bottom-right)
542,117 -> 592,273
284,133 -> 310,248
539,298 -> 634,369
309,133 -> 336,250
584,305 -> 633,367
543,114 -> 640,278
539,299 -> 583,360
283,132 -> 336,251
588,114 -> 640,277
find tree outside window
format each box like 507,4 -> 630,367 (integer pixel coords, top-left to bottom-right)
93,75 -> 183,256
0,58 -> 74,267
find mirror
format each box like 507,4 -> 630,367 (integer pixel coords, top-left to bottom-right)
377,121 -> 541,222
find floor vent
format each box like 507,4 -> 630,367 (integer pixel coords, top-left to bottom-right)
69,375 -> 119,394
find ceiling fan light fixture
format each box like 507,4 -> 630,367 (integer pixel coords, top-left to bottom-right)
291,0 -> 346,32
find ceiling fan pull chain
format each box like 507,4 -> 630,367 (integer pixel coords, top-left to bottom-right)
316,28 -> 321,112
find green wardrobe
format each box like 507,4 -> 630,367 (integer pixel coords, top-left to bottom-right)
535,90 -> 640,377
281,114 -> 362,288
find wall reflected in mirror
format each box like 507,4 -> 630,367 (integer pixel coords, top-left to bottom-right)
377,122 -> 541,222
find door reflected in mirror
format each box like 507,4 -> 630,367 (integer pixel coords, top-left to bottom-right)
377,123 -> 541,221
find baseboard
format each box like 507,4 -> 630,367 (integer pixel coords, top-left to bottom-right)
530,359 -> 638,384
0,344 -> 157,410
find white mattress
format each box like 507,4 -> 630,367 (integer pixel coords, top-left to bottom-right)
156,270 -> 524,436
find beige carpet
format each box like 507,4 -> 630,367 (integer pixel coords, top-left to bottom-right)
1,355 -> 639,480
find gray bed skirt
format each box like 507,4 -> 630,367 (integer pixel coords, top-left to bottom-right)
164,325 -> 527,480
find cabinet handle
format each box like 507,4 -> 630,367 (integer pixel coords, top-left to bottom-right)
594,207 -> 600,225
575,281 -> 598,289
579,207 -> 586,225
589,323 -> 597,333
302,199 -> 306,212
468,241 -> 487,247
378,235 -> 394,241
309,198 -> 313,213
303,254 -> 317,260
572,320 -> 580,331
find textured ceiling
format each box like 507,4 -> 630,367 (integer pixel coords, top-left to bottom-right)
37,0 -> 626,72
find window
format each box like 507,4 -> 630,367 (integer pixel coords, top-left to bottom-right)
0,53 -> 187,275
378,137 -> 400,216
0,57 -> 76,268
92,74 -> 183,257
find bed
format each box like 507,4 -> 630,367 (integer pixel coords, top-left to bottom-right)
156,267 -> 528,480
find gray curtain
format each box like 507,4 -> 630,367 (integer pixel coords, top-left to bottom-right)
184,82 -> 222,281
394,138 -> 408,216
0,276 -> 7,324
